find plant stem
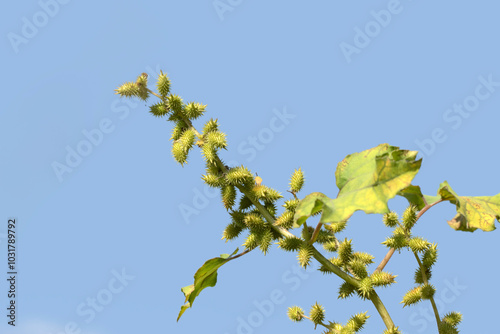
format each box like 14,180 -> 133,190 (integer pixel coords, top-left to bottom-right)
230,170 -> 397,329
228,248 -> 253,261
374,199 -> 444,273
176,115 -> 397,331
301,315 -> 330,331
148,88 -> 204,140
368,292 -> 396,331
149,90 -> 163,100
374,248 -> 396,273
310,245 -> 397,330
417,199 -> 445,220
309,222 -> 323,244
413,252 -> 441,329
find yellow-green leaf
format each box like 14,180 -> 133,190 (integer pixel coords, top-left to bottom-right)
293,192 -> 330,227
437,181 -> 500,232
333,144 -> 422,217
398,185 -> 440,210
294,144 -> 422,226
177,248 -> 238,321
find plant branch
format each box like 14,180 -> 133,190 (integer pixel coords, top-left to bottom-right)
301,315 -> 331,331
374,199 -> 445,273
417,199 -> 445,219
309,222 -> 323,244
228,248 -> 253,261
287,190 -> 298,200
214,149 -> 398,330
169,109 -> 397,331
413,252 -> 441,329
368,292 -> 396,331
374,248 -> 396,274
148,88 -> 204,140
149,90 -> 163,100
210,155 -> 362,286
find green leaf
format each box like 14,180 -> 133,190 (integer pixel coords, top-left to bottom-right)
294,144 -> 422,226
333,144 -> 422,215
398,185 -> 441,210
293,192 -> 330,227
436,181 -> 500,232
177,248 -> 238,321
398,185 -> 428,210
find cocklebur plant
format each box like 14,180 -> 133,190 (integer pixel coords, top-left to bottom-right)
115,71 -> 500,334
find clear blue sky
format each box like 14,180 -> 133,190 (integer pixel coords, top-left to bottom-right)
1,1 -> 499,333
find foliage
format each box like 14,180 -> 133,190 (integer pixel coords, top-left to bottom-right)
116,71 -> 499,333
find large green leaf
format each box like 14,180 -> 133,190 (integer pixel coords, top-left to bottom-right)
177,248 -> 238,321
295,144 -> 422,226
436,181 -> 500,232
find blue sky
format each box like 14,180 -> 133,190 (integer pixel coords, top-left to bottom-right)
1,1 -> 499,333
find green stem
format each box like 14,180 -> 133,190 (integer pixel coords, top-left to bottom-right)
148,89 -> 204,140
178,116 -> 397,331
228,248 -> 253,261
413,252 -> 441,329
309,246 -> 360,287
310,247 -> 397,331
149,90 -> 163,100
368,292 -> 396,331
219,162 -> 397,330
301,315 -> 330,331
309,222 -> 323,244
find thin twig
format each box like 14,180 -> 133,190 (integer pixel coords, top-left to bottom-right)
374,199 -> 445,273
309,223 -> 323,244
413,252 -> 441,329
228,248 -> 253,261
